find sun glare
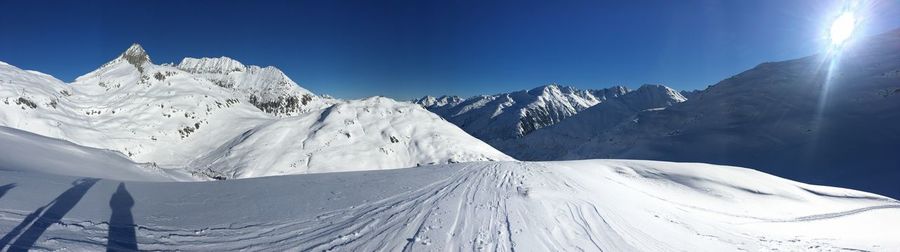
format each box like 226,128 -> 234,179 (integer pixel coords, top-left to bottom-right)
829,12 -> 856,47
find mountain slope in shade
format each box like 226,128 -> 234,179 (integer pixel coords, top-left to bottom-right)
520,29 -> 900,197
0,44 -> 512,180
498,84 -> 687,159
415,84 -> 628,142
0,160 -> 897,250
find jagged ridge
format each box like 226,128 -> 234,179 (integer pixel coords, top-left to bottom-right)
415,84 -> 629,142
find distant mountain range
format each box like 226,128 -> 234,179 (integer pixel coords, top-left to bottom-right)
414,83 -> 689,154
494,84 -> 687,160
414,84 -> 629,142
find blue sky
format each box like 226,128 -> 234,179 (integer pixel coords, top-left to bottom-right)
1,0 -> 899,100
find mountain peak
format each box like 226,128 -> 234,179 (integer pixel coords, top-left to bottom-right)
124,43 -> 146,55
119,43 -> 152,69
634,84 -> 681,96
414,96 -> 437,106
533,83 -> 559,90
621,84 -> 687,107
527,83 -> 569,96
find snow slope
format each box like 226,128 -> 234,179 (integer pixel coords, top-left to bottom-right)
0,160 -> 897,251
0,126 -> 188,182
509,29 -> 900,197
0,44 -> 512,180
189,96 -> 511,179
415,84 -> 628,142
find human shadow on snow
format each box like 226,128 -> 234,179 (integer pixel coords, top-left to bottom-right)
0,183 -> 15,200
106,182 -> 138,251
0,178 -> 98,251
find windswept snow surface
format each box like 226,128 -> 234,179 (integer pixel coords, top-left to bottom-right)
1,160 -> 898,251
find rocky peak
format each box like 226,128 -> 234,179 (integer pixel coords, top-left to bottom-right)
119,43 -> 152,70
414,96 -> 438,107
433,95 -> 463,107
415,95 -> 464,108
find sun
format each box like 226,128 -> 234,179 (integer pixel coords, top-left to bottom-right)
829,12 -> 857,47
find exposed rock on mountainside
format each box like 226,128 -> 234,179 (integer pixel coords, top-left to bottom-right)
177,56 -> 319,116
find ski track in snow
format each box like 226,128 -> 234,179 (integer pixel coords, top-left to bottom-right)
139,164 -> 523,251
1,161 -> 899,251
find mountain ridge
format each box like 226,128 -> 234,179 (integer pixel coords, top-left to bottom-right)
414,83 -> 630,142
494,84 -> 688,159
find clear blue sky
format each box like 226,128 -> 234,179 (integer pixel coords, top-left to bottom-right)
1,0 -> 899,100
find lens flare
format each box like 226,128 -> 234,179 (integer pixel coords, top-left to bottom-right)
829,12 -> 856,47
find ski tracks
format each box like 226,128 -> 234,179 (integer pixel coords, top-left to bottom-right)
127,163 -> 529,251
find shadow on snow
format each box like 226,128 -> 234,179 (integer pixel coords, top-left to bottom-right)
0,178 -> 98,251
0,183 -> 15,200
106,182 -> 138,251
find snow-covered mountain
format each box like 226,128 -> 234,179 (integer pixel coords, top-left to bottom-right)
498,84 -> 687,159
414,84 -> 628,142
2,160 -> 898,250
511,29 -> 900,197
176,56 -> 317,116
0,44 -> 511,180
